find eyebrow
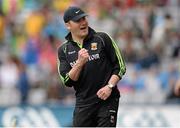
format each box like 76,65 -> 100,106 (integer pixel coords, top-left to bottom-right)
74,16 -> 86,22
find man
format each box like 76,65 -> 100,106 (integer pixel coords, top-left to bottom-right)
57,6 -> 126,127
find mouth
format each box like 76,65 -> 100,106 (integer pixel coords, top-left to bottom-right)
80,26 -> 87,30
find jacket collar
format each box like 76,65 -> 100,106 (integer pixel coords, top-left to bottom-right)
65,27 -> 96,42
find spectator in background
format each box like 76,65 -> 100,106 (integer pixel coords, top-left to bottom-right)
0,55 -> 20,106
0,10 -> 5,43
174,79 -> 180,96
15,57 -> 30,104
25,9 -> 45,39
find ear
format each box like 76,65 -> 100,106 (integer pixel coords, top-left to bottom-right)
65,23 -> 71,30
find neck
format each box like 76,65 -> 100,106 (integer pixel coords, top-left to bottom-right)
72,34 -> 86,44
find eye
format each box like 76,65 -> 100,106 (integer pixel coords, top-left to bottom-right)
76,17 -> 86,22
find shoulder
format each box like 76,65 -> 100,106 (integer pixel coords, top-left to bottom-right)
95,31 -> 113,44
96,31 -> 112,40
57,41 -> 69,54
96,31 -> 108,37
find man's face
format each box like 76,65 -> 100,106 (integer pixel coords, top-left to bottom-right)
66,17 -> 89,39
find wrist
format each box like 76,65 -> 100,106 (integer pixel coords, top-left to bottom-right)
107,83 -> 115,89
75,60 -> 84,68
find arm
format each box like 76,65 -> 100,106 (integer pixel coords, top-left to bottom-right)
108,74 -> 120,87
58,46 -> 89,87
105,34 -> 126,79
68,48 -> 89,81
97,32 -> 126,78
97,33 -> 126,100
97,75 -> 120,100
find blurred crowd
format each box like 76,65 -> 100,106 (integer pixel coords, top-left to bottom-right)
0,0 -> 179,106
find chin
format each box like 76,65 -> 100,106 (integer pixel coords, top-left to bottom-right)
81,30 -> 88,37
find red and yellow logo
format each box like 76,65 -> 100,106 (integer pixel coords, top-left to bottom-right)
91,43 -> 97,50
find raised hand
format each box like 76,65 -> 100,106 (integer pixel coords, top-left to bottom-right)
76,48 -> 89,66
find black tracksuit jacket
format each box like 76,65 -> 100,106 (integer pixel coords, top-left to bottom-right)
58,27 -> 126,107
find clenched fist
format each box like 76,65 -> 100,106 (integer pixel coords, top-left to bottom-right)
76,48 -> 89,66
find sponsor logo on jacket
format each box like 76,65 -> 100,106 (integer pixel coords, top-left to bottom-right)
70,53 -> 100,67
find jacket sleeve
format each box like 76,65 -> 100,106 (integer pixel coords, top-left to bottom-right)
100,32 -> 126,79
57,44 -> 77,87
